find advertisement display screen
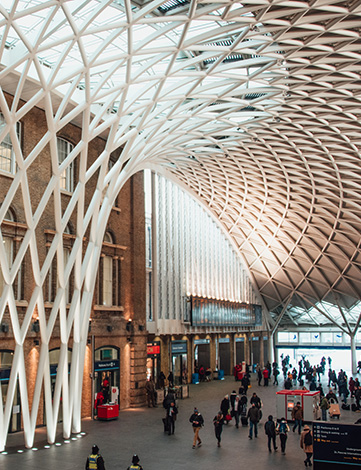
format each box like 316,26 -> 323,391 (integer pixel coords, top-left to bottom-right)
313,422 -> 361,469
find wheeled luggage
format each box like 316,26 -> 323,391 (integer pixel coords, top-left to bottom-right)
162,417 -> 169,432
329,399 -> 341,419
241,416 -> 248,426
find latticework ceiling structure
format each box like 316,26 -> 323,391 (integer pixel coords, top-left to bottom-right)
1,0 -> 361,448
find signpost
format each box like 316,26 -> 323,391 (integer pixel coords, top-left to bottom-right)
313,422 -> 361,469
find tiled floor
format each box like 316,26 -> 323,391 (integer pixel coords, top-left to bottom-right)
2,373 -> 360,470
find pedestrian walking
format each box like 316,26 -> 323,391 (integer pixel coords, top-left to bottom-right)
189,407 -> 204,449
263,367 -> 269,386
276,417 -> 289,455
250,392 -> 262,409
213,411 -> 224,447
145,378 -> 157,407
165,400 -> 178,435
127,454 -> 143,470
85,444 -> 106,470
220,394 -> 230,424
300,424 -> 313,467
292,401 -> 303,434
232,395 -> 241,428
247,402 -> 261,439
264,415 -> 278,452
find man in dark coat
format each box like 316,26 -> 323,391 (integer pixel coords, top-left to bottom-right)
247,403 -> 261,439
264,415 -> 278,452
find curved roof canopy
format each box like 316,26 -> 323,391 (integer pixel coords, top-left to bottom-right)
1,0 -> 361,333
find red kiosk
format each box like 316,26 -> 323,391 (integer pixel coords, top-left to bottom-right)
276,389 -> 321,422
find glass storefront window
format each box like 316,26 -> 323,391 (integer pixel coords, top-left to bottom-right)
299,332 -> 311,343
278,332 -> 289,343
321,332 -> 332,343
311,333 -> 320,343
289,332 -> 298,343
333,332 -> 343,343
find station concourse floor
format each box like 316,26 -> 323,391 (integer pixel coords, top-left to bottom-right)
2,373 -> 360,470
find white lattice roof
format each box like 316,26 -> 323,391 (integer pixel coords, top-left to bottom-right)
1,0 -> 361,333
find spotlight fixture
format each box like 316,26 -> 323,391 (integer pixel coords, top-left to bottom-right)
34,339 -> 40,346
1,323 -> 9,333
32,319 -> 40,333
126,320 -> 132,332
107,325 -> 113,332
88,319 -> 92,333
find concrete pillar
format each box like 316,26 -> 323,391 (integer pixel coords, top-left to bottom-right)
260,334 -> 265,368
189,336 -> 195,379
244,333 -> 250,365
209,334 -> 217,372
268,332 -> 275,364
351,334 -> 357,375
230,333 -> 236,372
160,336 -> 170,378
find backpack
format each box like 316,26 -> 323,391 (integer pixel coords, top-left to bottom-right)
265,420 -> 274,435
304,431 -> 312,446
278,422 -> 287,434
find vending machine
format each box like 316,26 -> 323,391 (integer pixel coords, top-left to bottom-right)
276,389 -> 321,422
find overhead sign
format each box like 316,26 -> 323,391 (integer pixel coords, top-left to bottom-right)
171,341 -> 187,354
194,339 -> 210,345
147,344 -> 160,355
313,422 -> 361,469
94,360 -> 120,371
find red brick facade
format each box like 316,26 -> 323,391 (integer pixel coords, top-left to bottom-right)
0,93 -> 147,431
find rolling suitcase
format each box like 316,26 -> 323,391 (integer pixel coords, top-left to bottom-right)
329,399 -> 341,419
162,417 -> 169,433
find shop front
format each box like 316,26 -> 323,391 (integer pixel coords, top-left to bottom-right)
146,341 -> 161,386
94,346 -> 120,418
236,337 -> 245,363
171,341 -> 187,385
219,337 -> 231,375
0,350 -> 20,432
194,338 -> 210,370
47,348 -> 72,424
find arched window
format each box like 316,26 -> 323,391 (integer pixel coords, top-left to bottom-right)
102,232 -> 113,306
57,137 -> 74,192
0,113 -> 21,175
0,209 -> 16,297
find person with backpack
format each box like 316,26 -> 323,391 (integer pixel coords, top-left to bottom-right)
127,454 -> 143,470
300,424 -> 313,467
85,445 -> 106,470
276,417 -> 289,455
264,415 -> 278,452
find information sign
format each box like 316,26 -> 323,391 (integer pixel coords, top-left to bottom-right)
313,422 -> 361,469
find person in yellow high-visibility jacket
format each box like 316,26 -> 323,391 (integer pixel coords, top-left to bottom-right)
85,445 -> 105,470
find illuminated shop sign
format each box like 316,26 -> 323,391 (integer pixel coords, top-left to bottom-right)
94,360 -> 120,371
147,344 -> 160,355
171,342 -> 187,354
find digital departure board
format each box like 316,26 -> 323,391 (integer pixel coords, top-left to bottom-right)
313,422 -> 361,469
